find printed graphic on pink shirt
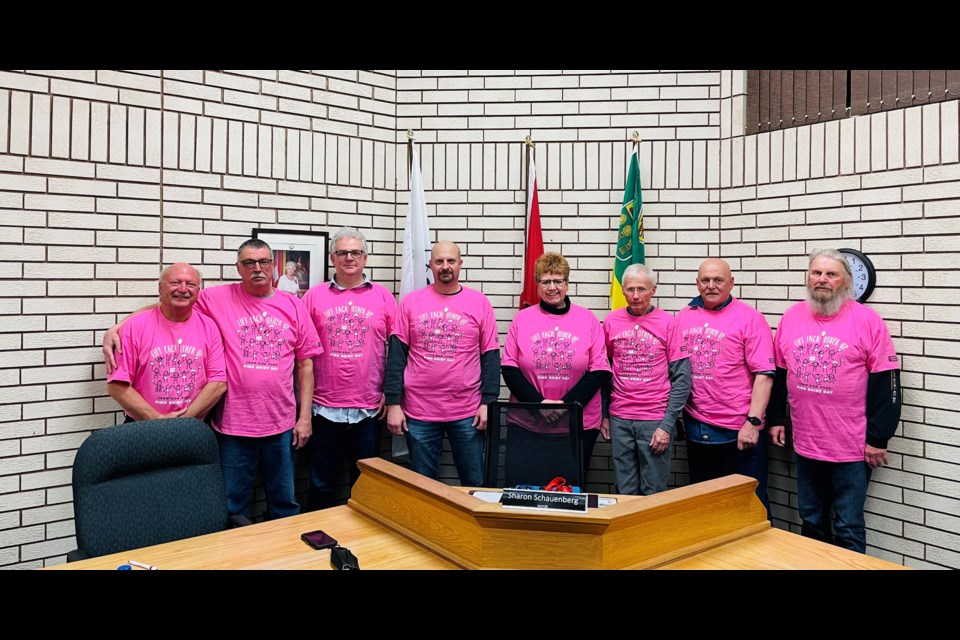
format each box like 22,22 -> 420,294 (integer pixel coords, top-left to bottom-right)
148,340 -> 207,405
532,326 -> 579,380
683,322 -> 727,380
324,300 -> 373,359
236,311 -> 291,370
609,325 -> 659,382
789,330 -> 848,394
415,307 -> 469,362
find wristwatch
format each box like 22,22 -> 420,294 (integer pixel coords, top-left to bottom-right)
745,416 -> 762,426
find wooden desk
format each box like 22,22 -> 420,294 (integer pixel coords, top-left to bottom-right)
52,459 -> 905,570
656,527 -> 906,570
49,504 -> 457,570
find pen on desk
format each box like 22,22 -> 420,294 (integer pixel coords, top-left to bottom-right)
128,560 -> 158,570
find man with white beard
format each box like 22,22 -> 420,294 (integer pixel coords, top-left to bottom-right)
767,249 -> 901,553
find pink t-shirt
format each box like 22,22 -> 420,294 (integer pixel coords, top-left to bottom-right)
196,283 -> 322,437
392,285 -> 500,422
302,281 -> 398,409
604,307 -> 687,421
108,308 -> 226,418
774,299 -> 900,462
677,298 -> 775,430
503,303 -> 611,429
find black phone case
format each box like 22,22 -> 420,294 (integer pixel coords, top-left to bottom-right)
301,530 -> 338,550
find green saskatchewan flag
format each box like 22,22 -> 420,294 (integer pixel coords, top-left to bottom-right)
610,149 -> 645,309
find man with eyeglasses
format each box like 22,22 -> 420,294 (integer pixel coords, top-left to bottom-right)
385,240 -> 501,487
677,258 -> 775,516
107,262 -> 226,423
104,239 -> 322,520
301,227 -> 398,510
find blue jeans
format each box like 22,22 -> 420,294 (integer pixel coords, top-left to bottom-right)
684,413 -> 771,519
795,453 -> 871,553
406,417 -> 484,487
215,430 -> 299,520
307,414 -> 380,511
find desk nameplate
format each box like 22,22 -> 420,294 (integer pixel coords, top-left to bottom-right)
500,488 -> 588,513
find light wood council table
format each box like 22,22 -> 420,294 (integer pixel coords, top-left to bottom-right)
51,459 -> 906,570
49,503 -> 458,570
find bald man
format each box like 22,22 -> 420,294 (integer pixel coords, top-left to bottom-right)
677,258 -> 775,516
108,263 -> 227,422
385,241 -> 501,486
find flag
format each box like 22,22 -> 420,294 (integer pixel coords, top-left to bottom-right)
520,152 -> 544,308
610,148 -> 645,309
400,143 -> 433,300
394,141 -> 432,461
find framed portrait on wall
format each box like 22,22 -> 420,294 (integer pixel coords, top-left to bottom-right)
252,228 -> 329,299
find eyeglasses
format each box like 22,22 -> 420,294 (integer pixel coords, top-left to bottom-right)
333,250 -> 365,259
239,259 -> 274,269
538,279 -> 566,288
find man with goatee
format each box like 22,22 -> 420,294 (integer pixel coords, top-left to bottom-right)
385,240 -> 500,486
767,249 -> 901,554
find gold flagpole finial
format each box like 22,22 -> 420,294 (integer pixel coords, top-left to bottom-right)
406,129 -> 415,140
630,131 -> 641,143
524,135 -> 535,148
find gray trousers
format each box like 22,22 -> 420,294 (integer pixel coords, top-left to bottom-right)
610,416 -> 671,496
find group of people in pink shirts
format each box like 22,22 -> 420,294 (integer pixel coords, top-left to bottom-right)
103,232 -> 899,555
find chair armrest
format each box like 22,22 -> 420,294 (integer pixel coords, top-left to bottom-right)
228,515 -> 253,528
67,549 -> 90,563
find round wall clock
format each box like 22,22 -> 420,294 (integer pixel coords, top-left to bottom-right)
838,248 -> 876,303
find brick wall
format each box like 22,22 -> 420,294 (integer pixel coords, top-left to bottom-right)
0,70 -> 957,569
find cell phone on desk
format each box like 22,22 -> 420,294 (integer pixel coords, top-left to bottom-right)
301,529 -> 338,550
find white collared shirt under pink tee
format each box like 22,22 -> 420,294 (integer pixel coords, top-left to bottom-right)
302,281 -> 398,410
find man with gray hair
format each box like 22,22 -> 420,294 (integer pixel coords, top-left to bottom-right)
104,239 -> 322,521
301,227 -> 398,510
767,248 -> 901,553
601,263 -> 691,495
107,262 -> 227,422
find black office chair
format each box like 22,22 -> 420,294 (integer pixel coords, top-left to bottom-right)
68,417 -> 249,562
483,401 -> 584,489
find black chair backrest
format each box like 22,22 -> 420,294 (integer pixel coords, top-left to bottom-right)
72,418 -> 227,559
484,401 -> 584,489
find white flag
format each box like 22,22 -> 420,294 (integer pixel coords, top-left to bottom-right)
394,143 -> 433,461
400,143 -> 433,300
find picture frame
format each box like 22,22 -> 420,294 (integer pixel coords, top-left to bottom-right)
252,228 -> 329,299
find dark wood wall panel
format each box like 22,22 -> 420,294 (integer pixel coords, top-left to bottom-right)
753,70 -> 960,130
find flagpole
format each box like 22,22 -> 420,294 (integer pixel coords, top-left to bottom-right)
520,135 -> 545,309
524,135 -> 534,211
395,129 -> 419,462
523,135 -> 533,309
407,129 -> 414,172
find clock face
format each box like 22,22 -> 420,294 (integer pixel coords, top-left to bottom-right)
838,248 -> 876,303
